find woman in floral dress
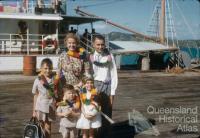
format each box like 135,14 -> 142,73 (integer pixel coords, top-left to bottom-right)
57,33 -> 91,86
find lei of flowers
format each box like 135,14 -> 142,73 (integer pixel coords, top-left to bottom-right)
80,87 -> 97,105
91,49 -> 112,67
38,72 -> 60,99
67,47 -> 86,59
57,100 -> 74,107
57,96 -> 80,109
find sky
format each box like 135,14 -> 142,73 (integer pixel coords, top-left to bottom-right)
66,0 -> 200,40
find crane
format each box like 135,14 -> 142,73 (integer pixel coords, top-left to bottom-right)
75,6 -> 161,44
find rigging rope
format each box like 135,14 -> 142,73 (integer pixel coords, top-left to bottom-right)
174,1 -> 198,39
166,0 -> 169,47
167,0 -> 176,47
174,0 -> 199,59
145,0 -> 160,37
170,0 -> 179,48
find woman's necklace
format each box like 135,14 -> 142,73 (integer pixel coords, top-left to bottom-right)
67,47 -> 85,59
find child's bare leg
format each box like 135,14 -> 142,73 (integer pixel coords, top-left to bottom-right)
89,129 -> 94,138
45,121 -> 51,138
69,128 -> 76,138
39,121 -> 45,130
82,129 -> 88,138
38,121 -> 46,137
62,128 -> 69,138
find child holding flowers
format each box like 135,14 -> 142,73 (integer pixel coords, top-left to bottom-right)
56,84 -> 80,138
76,78 -> 101,138
32,58 -> 60,138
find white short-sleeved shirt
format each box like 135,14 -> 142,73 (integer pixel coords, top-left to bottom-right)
32,78 -> 54,113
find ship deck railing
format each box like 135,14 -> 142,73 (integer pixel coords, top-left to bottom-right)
0,1 -> 58,14
0,33 -> 108,56
0,33 -> 65,55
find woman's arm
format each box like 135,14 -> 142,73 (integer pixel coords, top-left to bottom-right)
110,54 -> 118,106
83,55 -> 92,79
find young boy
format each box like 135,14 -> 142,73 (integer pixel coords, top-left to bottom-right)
56,84 -> 80,138
90,34 -> 118,116
32,58 -> 56,138
90,34 -> 118,137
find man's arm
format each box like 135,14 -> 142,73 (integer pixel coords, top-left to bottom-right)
110,54 -> 118,106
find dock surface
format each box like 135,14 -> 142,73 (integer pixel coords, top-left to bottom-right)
0,71 -> 200,138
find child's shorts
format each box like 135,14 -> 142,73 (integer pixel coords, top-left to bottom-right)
36,110 -> 56,122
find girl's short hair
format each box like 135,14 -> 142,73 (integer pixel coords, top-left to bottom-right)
40,58 -> 53,68
82,77 -> 94,84
64,33 -> 80,46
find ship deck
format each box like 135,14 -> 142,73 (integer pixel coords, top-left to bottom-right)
0,70 -> 200,138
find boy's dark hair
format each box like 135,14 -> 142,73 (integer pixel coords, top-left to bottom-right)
63,84 -> 75,93
92,34 -> 105,43
41,58 -> 53,68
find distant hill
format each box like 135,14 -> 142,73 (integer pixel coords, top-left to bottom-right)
108,32 -> 136,41
108,32 -> 160,42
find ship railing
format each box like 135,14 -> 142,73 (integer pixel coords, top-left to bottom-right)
0,33 -> 65,55
79,34 -> 93,52
0,33 -> 110,55
0,1 -> 55,14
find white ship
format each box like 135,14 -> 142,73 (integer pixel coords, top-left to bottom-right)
0,0 -> 198,72
0,0 -> 102,72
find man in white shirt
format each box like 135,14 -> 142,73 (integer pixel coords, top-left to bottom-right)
90,34 -> 118,137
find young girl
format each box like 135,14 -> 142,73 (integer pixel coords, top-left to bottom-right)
32,58 -> 58,138
56,84 -> 80,138
76,78 -> 102,138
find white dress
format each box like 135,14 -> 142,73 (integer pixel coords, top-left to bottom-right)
76,91 -> 102,129
76,105 -> 101,129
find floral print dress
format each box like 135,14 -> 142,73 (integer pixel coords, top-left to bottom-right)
58,52 -> 90,86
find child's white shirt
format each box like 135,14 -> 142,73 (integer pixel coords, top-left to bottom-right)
92,51 -> 118,95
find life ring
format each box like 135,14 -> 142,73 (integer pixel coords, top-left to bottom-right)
42,35 -> 58,53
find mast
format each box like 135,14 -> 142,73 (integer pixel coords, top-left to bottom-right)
160,0 -> 165,44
